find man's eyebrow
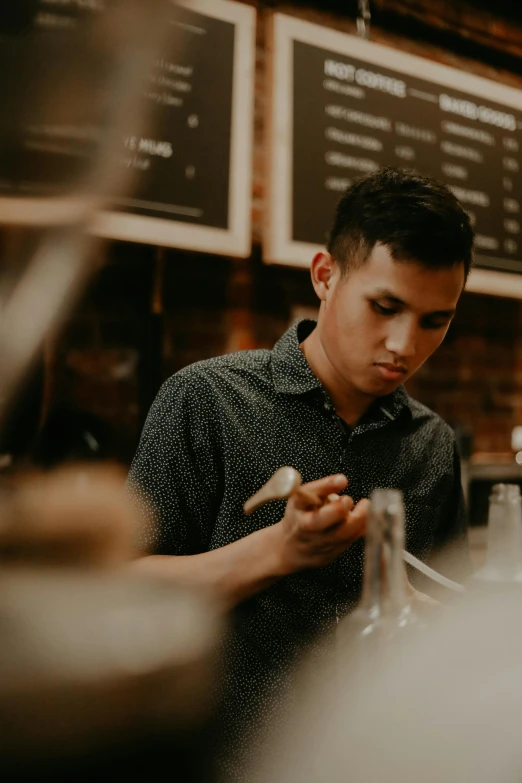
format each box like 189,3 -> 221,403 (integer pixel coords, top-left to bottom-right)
370,288 -> 456,317
370,288 -> 405,305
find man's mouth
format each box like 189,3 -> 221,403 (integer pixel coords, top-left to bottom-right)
374,363 -> 408,381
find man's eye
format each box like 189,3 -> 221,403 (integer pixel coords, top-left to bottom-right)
422,319 -> 451,331
372,301 -> 396,316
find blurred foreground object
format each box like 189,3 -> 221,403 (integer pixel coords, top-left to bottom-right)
471,482 -> 522,584
0,464 -> 135,565
337,489 -> 424,669
0,8 -> 223,779
253,582 -> 522,783
0,0 -> 172,442
0,464 -> 222,781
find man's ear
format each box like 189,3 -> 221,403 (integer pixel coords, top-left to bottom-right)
310,252 -> 338,302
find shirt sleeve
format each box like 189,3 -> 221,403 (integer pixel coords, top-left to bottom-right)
126,370 -> 223,556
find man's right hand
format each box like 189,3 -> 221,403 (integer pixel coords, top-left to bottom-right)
275,474 -> 368,574
131,473 -> 368,608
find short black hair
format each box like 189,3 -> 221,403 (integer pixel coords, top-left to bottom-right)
327,167 -> 474,279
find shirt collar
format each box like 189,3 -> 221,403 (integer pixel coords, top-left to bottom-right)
271,318 -> 412,421
271,319 -> 322,395
373,384 -> 412,424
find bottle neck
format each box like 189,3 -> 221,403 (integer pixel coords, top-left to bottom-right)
361,496 -> 410,618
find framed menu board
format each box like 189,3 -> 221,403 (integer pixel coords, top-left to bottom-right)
94,0 -> 256,257
266,13 -> 522,298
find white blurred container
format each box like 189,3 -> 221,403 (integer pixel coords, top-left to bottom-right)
472,483 -> 522,584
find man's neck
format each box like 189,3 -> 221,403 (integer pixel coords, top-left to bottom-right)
300,327 -> 374,428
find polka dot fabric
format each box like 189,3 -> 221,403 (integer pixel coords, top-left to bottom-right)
127,319 -> 466,778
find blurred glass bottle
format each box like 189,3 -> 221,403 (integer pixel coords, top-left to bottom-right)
337,488 -> 422,668
472,483 -> 522,584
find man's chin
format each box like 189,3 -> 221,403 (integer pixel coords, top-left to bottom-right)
362,376 -> 404,397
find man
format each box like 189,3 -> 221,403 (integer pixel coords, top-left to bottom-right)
127,167 -> 474,772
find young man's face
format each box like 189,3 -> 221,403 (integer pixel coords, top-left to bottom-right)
317,242 -> 465,398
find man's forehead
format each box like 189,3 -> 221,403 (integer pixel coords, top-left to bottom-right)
357,244 -> 464,308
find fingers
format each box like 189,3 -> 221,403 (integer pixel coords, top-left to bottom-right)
348,498 -> 369,538
311,494 -> 354,529
350,498 -> 370,535
323,497 -> 368,542
296,494 -> 367,537
293,474 -> 348,510
326,493 -> 341,503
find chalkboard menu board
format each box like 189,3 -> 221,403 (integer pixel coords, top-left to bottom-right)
267,14 -> 522,298
95,0 -> 255,257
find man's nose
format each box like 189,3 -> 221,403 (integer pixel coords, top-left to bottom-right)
385,318 -> 417,359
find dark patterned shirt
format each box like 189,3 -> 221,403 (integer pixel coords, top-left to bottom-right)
127,319 -> 466,774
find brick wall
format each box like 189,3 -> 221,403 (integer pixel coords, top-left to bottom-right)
44,0 -> 522,465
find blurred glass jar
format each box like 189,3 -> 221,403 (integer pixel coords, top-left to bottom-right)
337,489 -> 423,669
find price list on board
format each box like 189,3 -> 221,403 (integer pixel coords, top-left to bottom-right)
291,40 -> 522,271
